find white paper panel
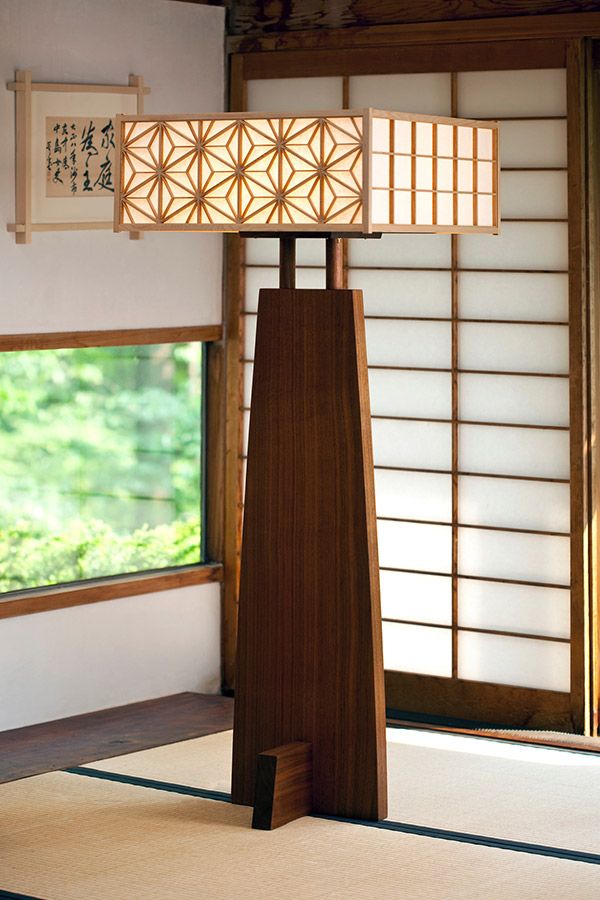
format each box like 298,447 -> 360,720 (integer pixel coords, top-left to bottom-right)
458,631 -> 570,692
349,269 -> 452,317
243,362 -> 253,408
459,424 -> 570,479
366,320 -> 451,368
243,314 -> 256,360
349,73 -> 451,115
380,570 -> 451,625
378,520 -> 452,573
459,476 -> 570,532
459,272 -> 568,322
500,119 -> 567,168
459,374 -> 569,427
459,323 -> 569,374
297,268 -> 327,289
457,69 -> 566,117
243,410 -> 250,457
383,621 -> 452,676
349,233 -> 452,269
247,76 -> 343,112
458,579 -> 570,639
245,238 -> 325,266
372,419 -> 452,470
369,370 -> 451,418
244,266 -> 279,311
459,223 -> 569,271
458,528 -> 570,585
375,469 -> 452,521
501,171 -> 568,219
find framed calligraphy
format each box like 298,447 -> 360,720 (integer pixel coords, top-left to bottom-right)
7,71 -> 149,243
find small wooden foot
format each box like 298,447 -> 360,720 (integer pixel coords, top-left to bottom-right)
252,742 -> 312,830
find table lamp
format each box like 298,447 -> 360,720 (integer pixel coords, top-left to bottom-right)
114,108 -> 499,829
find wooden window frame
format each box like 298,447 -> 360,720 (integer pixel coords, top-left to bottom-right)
0,325 -> 224,620
224,19 -> 600,732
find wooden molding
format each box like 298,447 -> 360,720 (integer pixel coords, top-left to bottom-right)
228,11 -> 600,54
385,672 -> 574,731
0,325 -> 222,352
0,564 -> 224,621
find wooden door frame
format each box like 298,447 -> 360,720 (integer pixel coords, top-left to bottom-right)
223,19 -> 600,733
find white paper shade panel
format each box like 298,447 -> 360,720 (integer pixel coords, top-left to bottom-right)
244,69 -> 571,693
370,117 -> 497,229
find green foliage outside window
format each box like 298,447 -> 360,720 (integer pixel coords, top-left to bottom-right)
0,342 -> 203,594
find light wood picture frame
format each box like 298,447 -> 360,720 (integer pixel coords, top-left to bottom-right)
6,70 -> 149,243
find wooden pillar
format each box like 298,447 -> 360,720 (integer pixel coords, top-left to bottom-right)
231,283 -> 387,824
279,237 -> 296,289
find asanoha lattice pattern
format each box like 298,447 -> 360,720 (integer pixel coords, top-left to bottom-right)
119,116 -> 364,229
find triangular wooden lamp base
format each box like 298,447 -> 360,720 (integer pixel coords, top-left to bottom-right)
231,286 -> 388,828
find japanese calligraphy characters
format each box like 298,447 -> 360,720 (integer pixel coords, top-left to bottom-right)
45,117 -> 115,197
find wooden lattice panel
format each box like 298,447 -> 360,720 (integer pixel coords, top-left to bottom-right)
115,110 -> 499,234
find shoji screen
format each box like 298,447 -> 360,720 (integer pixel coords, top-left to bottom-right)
240,67 -> 575,728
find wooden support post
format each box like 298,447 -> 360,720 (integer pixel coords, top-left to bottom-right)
232,285 -> 387,823
279,237 -> 296,288
252,742 -> 312,830
325,236 -> 344,289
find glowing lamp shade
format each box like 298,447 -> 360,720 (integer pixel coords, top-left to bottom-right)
114,109 -> 499,234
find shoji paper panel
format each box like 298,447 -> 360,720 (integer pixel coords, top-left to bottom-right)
383,621 -> 452,676
375,470 -> 452,521
349,73 -> 451,115
458,528 -> 570,586
366,320 -> 451,368
372,419 -> 452,470
458,631 -> 570,692
378,520 -> 452,573
460,374 -> 569,427
245,237 -> 325,266
459,223 -> 569,271
459,424 -> 570,480
369,370 -> 451,418
457,69 -> 566,118
348,269 -> 452,317
459,272 -> 568,322
501,171 -> 568,220
348,233 -> 451,268
243,363 -> 253,408
458,579 -> 570,640
499,120 -> 567,169
247,76 -> 343,112
459,476 -> 570,532
459,323 -> 569,374
381,570 -> 451,625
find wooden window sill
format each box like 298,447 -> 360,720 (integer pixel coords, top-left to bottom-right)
0,564 -> 224,620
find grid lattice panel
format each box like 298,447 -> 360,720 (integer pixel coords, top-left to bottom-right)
242,70 -> 571,694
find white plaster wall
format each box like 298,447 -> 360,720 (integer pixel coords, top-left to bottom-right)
0,585 -> 222,731
0,0 -> 225,730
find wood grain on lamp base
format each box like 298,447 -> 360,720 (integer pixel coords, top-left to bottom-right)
231,287 -> 387,821
252,742 -> 313,830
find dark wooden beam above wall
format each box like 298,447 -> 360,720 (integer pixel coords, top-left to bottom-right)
228,0 -> 600,36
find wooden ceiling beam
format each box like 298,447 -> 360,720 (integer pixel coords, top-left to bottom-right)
227,9 -> 600,54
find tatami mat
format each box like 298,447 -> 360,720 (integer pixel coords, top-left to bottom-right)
80,727 -> 600,855
1,769 -> 599,900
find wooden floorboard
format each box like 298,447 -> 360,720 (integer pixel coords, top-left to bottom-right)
0,692 -> 233,784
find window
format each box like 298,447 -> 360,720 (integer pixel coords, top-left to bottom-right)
0,341 -> 204,593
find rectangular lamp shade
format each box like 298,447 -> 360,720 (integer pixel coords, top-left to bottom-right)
115,109 -> 499,234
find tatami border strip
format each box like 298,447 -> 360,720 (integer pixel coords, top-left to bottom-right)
63,766 -> 600,867
0,890 -> 45,899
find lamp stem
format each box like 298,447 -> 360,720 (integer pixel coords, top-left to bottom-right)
279,237 -> 296,289
326,237 -> 344,289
